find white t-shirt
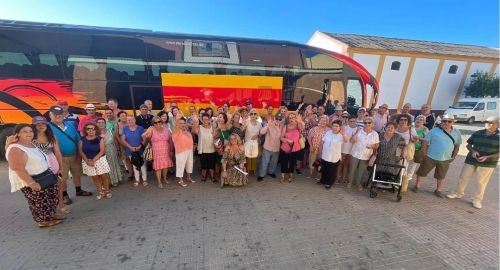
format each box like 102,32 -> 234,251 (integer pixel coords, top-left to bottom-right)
321,131 -> 343,163
341,126 -> 358,154
351,129 -> 380,160
395,128 -> 418,145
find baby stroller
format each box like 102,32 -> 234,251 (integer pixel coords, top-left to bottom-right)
368,159 -> 406,202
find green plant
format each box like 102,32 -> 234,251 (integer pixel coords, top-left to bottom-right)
464,71 -> 499,97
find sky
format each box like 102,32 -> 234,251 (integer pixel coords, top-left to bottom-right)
0,0 -> 499,48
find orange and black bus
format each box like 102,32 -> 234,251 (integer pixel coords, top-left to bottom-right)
0,19 -> 379,155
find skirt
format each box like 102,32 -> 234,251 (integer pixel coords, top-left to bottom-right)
82,156 -> 111,176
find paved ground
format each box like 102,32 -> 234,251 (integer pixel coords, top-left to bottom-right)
0,123 -> 498,270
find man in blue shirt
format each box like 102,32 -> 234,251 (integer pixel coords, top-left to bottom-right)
412,114 -> 462,197
49,106 -> 92,205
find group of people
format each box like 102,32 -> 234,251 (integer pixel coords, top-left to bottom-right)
5,98 -> 499,228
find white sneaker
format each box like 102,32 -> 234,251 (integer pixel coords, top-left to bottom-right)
472,200 -> 482,209
447,193 -> 463,199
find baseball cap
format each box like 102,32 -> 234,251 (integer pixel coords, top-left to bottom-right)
486,116 -> 499,123
335,105 -> 343,111
357,107 -> 366,113
49,106 -> 63,115
342,111 -> 350,116
275,113 -> 283,120
441,114 -> 456,121
57,100 -> 68,106
379,103 -> 389,109
32,116 -> 48,125
245,99 -> 253,105
85,103 -> 96,110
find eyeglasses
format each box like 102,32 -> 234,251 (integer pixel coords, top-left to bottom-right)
363,121 -> 372,124
153,121 -> 161,124
86,128 -> 96,131
486,122 -> 497,125
250,113 -> 257,115
442,120 -> 453,123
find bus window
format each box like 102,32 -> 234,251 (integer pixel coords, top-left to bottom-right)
0,52 -> 64,79
91,36 -> 146,59
302,49 -> 343,70
66,55 -> 106,81
346,79 -> 363,114
106,58 -> 147,82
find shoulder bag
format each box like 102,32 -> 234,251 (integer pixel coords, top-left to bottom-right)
406,127 -> 415,160
31,148 -> 58,190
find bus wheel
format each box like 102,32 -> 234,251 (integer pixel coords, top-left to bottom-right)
466,117 -> 475,125
0,126 -> 14,159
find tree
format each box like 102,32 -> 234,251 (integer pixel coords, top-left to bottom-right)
464,71 -> 499,98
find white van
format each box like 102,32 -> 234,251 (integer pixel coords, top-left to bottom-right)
445,97 -> 499,124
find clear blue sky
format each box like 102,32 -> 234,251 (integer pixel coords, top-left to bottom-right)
1,0 -> 498,47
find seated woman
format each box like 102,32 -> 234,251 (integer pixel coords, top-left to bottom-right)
220,133 -> 248,187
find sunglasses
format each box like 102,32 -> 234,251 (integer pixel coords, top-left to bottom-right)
442,120 -> 453,123
250,113 -> 257,115
153,121 -> 161,124
86,128 -> 96,131
363,121 -> 372,124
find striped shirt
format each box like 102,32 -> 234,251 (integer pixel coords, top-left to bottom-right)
465,129 -> 499,168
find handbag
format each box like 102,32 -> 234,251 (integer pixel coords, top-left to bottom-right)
143,143 -> 153,162
299,134 -> 306,149
406,127 -> 415,160
244,140 -> 258,158
32,169 -> 58,190
32,148 -> 57,190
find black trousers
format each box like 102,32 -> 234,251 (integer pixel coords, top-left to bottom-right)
320,159 -> 340,186
280,150 -> 300,174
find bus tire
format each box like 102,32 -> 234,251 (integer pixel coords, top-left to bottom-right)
0,125 -> 15,159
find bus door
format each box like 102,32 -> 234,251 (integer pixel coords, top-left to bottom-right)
129,85 -> 164,116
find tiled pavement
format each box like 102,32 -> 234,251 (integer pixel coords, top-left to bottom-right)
0,124 -> 498,270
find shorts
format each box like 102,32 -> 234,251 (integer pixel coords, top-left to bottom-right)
200,152 -> 216,170
61,155 -> 83,181
416,156 -> 452,180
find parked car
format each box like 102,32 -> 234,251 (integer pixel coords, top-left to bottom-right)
445,97 -> 499,124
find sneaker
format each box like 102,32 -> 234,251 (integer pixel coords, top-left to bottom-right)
434,190 -> 445,198
447,193 -> 463,199
267,173 -> 276,178
411,186 -> 419,193
62,195 -> 73,205
257,177 -> 264,182
472,200 -> 482,209
76,190 -> 93,196
325,185 -> 331,189
295,169 -> 302,175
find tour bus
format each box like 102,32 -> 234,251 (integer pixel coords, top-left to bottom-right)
0,20 -> 379,155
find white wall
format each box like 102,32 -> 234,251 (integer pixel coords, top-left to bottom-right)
307,32 -> 345,54
431,60 -> 468,109
378,56 -> 411,108
403,58 -> 440,109
352,53 -> 380,76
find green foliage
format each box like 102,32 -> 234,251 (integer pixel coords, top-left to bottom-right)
464,71 -> 499,98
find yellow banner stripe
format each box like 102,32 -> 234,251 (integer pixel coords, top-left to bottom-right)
161,73 -> 282,89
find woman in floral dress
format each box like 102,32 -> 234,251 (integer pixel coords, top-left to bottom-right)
220,133 -> 248,187
97,118 -> 122,186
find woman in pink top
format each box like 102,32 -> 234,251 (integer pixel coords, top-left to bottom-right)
142,116 -> 174,188
172,117 -> 195,187
279,112 -> 304,183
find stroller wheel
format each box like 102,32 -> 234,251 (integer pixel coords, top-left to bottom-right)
397,194 -> 402,202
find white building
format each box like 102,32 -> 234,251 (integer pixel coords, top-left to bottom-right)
308,31 -> 499,110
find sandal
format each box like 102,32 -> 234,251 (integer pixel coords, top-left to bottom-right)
288,175 -> 294,183
158,183 -> 164,189
178,181 -> 187,187
211,177 -> 217,183
57,207 -> 71,215
52,215 -> 66,220
106,192 -> 113,198
142,181 -> 149,187
188,178 -> 196,183
96,192 -> 104,200
37,219 -> 63,228
201,175 -> 207,182
133,181 -> 139,187
280,175 -> 285,184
